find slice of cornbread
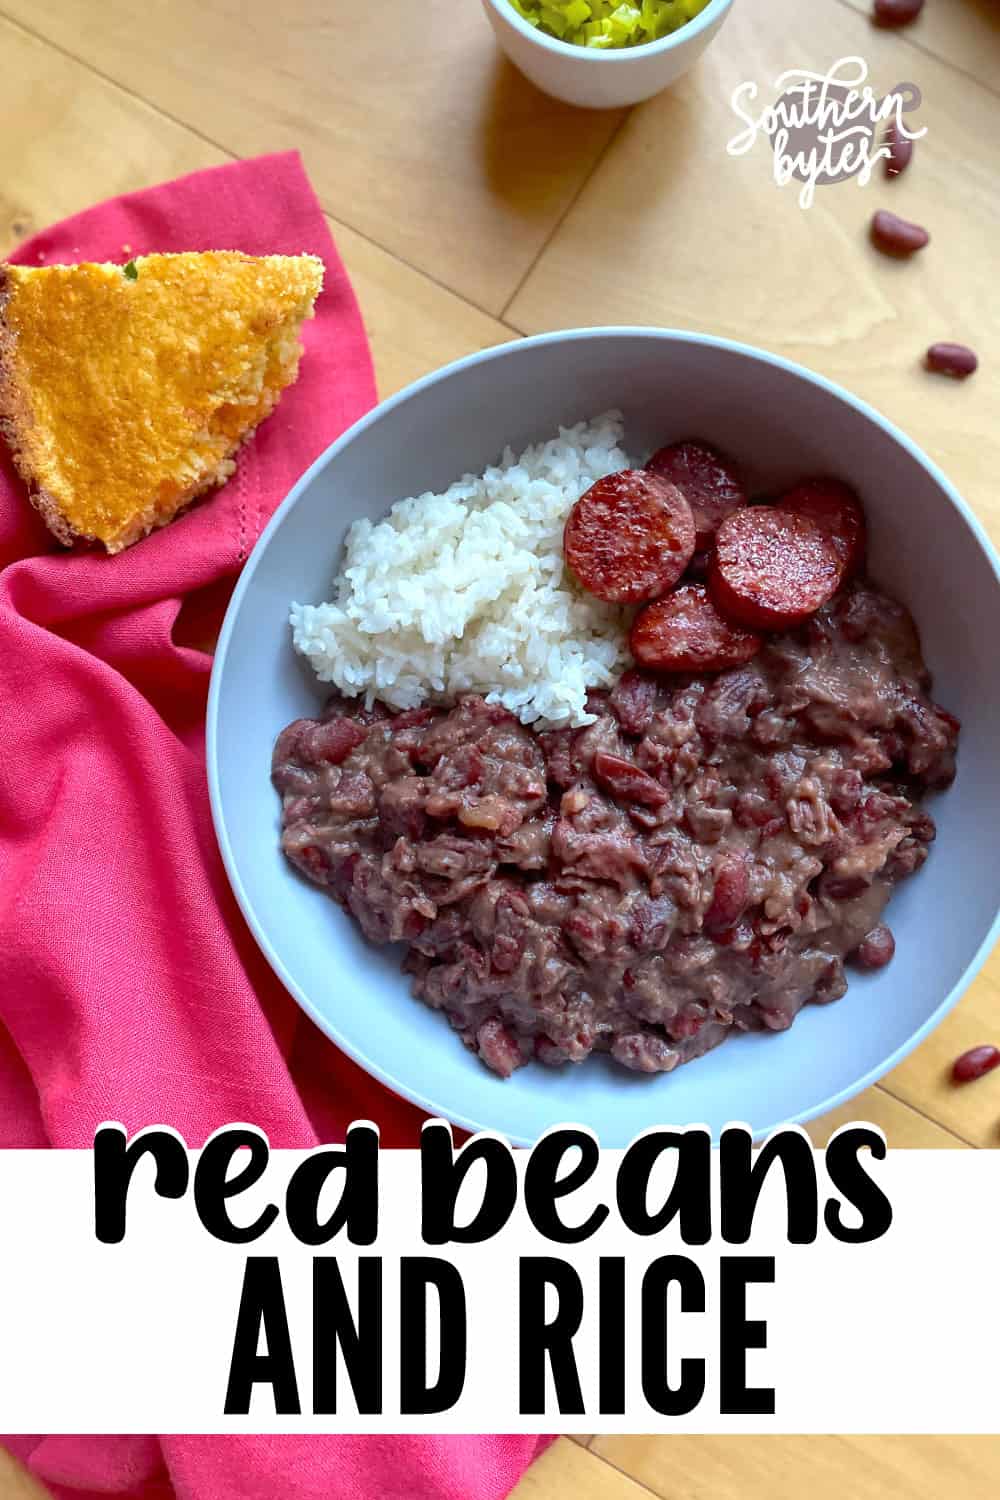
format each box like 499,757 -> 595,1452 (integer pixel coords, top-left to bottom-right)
0,250 -> 323,552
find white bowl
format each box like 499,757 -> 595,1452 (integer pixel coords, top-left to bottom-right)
208,328 -> 1000,1147
480,0 -> 735,108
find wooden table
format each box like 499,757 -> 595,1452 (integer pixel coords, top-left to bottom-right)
0,1 -> 997,1491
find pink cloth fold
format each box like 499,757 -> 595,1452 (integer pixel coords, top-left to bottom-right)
3,1434 -> 554,1500
0,153 -> 549,1500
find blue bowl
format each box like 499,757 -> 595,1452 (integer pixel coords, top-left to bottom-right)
207,328 -> 1000,1146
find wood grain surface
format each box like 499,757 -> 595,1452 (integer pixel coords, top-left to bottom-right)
511,1435 -> 1000,1500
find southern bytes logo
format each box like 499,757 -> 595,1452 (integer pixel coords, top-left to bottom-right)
726,55 -> 925,208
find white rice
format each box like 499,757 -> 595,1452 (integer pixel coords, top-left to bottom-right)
290,411 -> 635,729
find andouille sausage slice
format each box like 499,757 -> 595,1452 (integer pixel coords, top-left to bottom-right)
778,477 -> 866,576
564,469 -> 696,604
629,584 -> 762,674
709,506 -> 843,630
646,439 -> 747,550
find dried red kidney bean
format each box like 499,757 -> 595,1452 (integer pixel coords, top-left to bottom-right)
630,584 -> 762,674
872,0 -> 924,25
564,469 -> 695,604
883,121 -> 913,178
710,506 -> 842,630
302,717 -> 367,765
645,439 -> 747,550
926,343 -> 979,379
870,210 -> 930,256
951,1045 -> 1000,1084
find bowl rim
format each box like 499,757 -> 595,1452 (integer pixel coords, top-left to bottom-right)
207,324 -> 1000,1146
481,0 -> 735,64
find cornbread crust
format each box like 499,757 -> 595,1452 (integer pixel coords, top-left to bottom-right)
0,251 -> 323,552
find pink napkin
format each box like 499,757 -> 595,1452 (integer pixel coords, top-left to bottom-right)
2,1435 -> 554,1500
0,154 -> 551,1498
0,151 -> 424,1148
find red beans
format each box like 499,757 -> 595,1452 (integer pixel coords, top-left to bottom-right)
564,469 -> 695,604
608,669 -> 661,734
709,507 -> 843,631
871,209 -> 930,257
645,439 -> 747,550
778,477 -> 866,578
592,750 -> 670,807
926,343 -> 979,379
873,0 -> 924,25
883,121 -> 914,178
870,129 -> 975,391
630,583 -> 761,674
854,924 -> 896,970
951,1045 -> 1000,1084
704,851 -> 751,935
305,717 -> 368,765
864,105 -> 978,393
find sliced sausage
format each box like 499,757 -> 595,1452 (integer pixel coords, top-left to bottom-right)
883,121 -> 914,178
778,477 -> 866,576
301,717 -> 368,766
564,469 -> 695,604
630,584 -> 762,674
926,343 -> 978,379
709,506 -> 843,630
646,439 -> 747,549
873,0 -> 923,25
